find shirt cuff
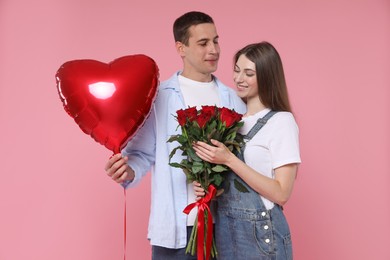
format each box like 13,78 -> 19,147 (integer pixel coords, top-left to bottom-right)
121,179 -> 132,189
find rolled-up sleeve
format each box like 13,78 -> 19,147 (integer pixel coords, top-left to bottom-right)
121,107 -> 156,188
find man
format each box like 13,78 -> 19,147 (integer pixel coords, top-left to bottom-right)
105,11 -> 246,259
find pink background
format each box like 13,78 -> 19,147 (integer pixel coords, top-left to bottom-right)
1,0 -> 389,259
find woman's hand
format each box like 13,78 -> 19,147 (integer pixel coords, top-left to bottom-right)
193,139 -> 234,166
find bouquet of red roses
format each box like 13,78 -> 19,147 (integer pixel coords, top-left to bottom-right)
168,105 -> 244,260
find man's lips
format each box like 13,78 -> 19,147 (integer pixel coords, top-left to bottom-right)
205,57 -> 219,62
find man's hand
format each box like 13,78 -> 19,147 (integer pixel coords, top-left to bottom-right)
193,181 -> 205,201
104,154 -> 135,184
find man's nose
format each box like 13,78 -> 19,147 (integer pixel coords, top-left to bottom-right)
209,43 -> 218,54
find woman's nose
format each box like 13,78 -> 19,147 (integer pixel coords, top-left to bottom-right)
234,72 -> 244,83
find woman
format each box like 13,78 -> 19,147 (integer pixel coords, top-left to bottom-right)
193,41 -> 301,259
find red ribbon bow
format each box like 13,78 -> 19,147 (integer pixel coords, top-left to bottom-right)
183,185 -> 217,260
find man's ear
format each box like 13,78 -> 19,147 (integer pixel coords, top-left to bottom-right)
175,41 -> 185,57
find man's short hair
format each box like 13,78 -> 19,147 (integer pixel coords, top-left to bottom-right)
173,11 -> 214,45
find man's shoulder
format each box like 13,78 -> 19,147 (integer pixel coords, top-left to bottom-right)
159,72 -> 179,89
153,72 -> 180,105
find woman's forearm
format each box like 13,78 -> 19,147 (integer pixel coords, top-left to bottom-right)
226,156 -> 297,206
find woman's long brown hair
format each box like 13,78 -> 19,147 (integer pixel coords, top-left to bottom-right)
234,42 -> 292,112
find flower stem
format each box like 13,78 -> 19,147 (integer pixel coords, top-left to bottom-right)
185,215 -> 198,256
212,236 -> 217,258
191,217 -> 198,256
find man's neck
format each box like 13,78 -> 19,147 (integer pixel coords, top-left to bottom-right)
180,70 -> 213,83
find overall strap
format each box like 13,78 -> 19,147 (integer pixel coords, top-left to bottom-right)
244,110 -> 278,141
227,110 -> 279,210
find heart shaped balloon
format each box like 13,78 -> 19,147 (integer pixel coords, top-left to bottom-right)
56,54 -> 159,153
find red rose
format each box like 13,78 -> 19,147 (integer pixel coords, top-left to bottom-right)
219,107 -> 242,127
201,105 -> 217,116
177,107 -> 198,126
185,107 -> 198,121
196,110 -> 213,128
233,111 -> 243,123
177,109 -> 187,126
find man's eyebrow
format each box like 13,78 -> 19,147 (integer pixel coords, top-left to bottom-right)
196,35 -> 219,43
196,38 -> 209,43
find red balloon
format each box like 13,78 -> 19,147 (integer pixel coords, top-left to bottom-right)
56,54 -> 159,154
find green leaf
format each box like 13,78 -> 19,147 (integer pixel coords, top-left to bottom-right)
169,162 -> 184,169
211,173 -> 223,187
187,148 -> 202,162
167,135 -> 180,143
192,161 -> 204,174
229,131 -> 237,141
183,169 -> 196,183
168,146 -> 181,161
177,135 -> 188,144
234,179 -> 250,193
180,159 -> 192,169
189,122 -> 202,139
206,120 -> 217,133
206,128 -> 217,140
236,121 -> 244,128
211,165 -> 228,173
224,140 -> 238,146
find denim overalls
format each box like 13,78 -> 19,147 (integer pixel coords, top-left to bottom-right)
215,111 -> 293,260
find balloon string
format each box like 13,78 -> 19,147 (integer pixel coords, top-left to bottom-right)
124,188 -> 127,260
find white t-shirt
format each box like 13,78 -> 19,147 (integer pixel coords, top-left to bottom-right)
240,108 -> 301,210
179,75 -> 220,109
178,75 -> 221,225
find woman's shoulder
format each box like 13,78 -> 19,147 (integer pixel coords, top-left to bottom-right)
274,111 -> 294,119
270,111 -> 298,128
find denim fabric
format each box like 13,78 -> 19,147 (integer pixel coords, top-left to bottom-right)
215,111 -> 293,260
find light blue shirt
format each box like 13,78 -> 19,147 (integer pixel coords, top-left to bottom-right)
122,71 -> 246,249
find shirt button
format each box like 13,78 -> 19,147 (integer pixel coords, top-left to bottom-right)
264,225 -> 269,230
261,212 -> 266,217
265,238 -> 270,243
